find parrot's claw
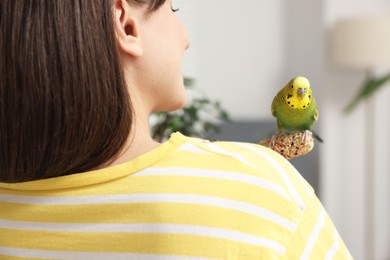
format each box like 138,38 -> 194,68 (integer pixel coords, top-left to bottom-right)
303,130 -> 310,145
300,130 -> 313,149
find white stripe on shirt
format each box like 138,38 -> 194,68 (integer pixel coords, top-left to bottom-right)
202,143 -> 256,168
291,167 -> 313,196
324,229 -> 340,260
135,167 -> 291,200
300,208 -> 327,260
177,143 -> 213,155
0,221 -> 287,255
0,246 -> 212,260
236,143 -> 306,210
0,193 -> 297,231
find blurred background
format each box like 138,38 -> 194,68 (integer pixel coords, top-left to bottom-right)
171,0 -> 390,259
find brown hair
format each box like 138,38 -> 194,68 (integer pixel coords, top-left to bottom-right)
0,0 -> 166,183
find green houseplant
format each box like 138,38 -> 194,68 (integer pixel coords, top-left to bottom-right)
344,72 -> 390,113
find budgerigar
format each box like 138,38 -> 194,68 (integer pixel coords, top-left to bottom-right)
271,76 -> 321,142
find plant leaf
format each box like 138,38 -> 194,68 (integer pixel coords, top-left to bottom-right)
344,72 -> 390,113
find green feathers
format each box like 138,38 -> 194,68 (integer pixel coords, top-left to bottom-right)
271,77 -> 319,133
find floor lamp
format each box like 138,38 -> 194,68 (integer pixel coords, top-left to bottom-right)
330,15 -> 390,260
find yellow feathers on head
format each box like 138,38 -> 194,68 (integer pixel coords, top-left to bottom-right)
284,76 -> 312,110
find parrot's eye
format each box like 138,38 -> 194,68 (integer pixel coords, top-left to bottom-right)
309,95 -> 311,98
291,85 -> 294,88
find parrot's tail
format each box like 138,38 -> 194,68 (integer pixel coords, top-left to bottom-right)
312,131 -> 323,143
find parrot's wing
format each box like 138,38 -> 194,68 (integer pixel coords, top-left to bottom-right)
271,96 -> 278,117
272,89 -> 285,118
312,98 -> 319,121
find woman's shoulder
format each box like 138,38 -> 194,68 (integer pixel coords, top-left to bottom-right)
164,132 -> 315,209
171,132 -> 284,161
148,133 -> 321,257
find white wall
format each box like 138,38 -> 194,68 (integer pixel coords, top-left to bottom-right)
178,0 -> 286,120
372,79 -> 390,260
324,1 -> 390,259
325,0 -> 390,24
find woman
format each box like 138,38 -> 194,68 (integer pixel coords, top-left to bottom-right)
0,0 -> 351,258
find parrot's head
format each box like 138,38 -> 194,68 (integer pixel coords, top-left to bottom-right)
284,76 -> 313,109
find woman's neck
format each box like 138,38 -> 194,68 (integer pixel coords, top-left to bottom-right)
110,112 -> 160,167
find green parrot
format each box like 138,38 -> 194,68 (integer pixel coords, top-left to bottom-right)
271,76 -> 322,142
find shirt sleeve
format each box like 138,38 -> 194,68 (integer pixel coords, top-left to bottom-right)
190,140 -> 353,259
282,194 -> 353,259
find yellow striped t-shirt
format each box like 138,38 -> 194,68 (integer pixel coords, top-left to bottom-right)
0,132 -> 352,259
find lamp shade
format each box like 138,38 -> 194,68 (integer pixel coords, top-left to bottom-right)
330,15 -> 390,69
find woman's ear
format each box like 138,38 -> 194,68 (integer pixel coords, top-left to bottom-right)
113,0 -> 143,57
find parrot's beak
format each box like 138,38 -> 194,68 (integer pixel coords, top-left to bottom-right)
297,88 -> 307,99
